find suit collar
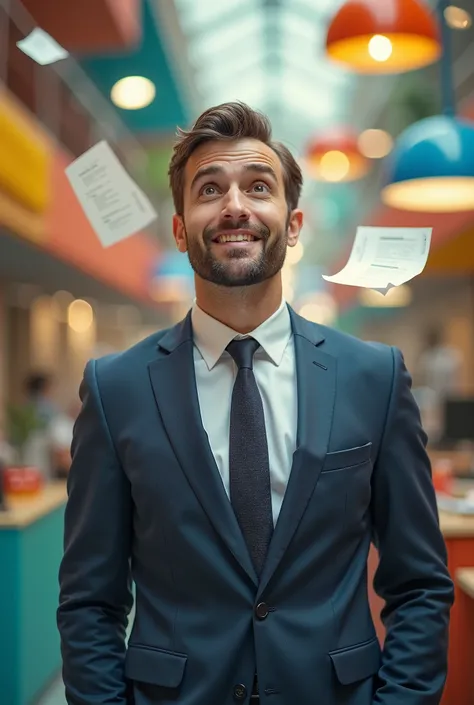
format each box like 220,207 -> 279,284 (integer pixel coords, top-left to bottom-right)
157,304 -> 327,356
288,306 -> 326,348
191,300 -> 293,370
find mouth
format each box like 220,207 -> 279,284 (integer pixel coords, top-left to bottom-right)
212,231 -> 261,245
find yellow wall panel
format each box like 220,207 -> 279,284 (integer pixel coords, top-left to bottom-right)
0,89 -> 51,214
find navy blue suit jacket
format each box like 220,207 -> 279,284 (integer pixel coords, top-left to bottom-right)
58,307 -> 454,705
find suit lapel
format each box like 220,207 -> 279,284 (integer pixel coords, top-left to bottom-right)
148,313 -> 258,586
258,309 -> 337,597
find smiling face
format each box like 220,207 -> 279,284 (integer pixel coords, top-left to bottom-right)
173,138 -> 303,288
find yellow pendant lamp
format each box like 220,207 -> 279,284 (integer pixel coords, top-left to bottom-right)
326,0 -> 442,74
305,128 -> 370,183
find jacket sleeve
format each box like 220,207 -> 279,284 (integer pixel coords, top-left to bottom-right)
57,359 -> 133,705
371,346 -> 454,705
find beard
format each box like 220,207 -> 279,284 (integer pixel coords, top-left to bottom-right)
184,218 -> 289,288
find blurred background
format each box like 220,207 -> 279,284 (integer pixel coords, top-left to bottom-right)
1,0 -> 474,704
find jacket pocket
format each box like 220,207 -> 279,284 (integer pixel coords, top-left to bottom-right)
322,442 -> 372,473
125,644 -> 187,687
329,636 -> 381,685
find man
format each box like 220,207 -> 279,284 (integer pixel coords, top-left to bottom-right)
24,371 -> 58,426
58,102 -> 454,705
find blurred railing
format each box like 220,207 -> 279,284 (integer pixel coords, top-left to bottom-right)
0,0 -> 158,221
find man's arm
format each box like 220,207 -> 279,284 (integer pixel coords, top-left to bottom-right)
57,359 -> 133,705
371,346 -> 455,705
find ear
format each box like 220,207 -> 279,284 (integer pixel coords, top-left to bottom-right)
287,209 -> 303,248
173,214 -> 187,253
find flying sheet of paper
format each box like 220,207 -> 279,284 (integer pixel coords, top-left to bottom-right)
17,28 -> 69,66
322,226 -> 432,295
65,141 -> 158,248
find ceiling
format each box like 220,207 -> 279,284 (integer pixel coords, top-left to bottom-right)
172,0 -> 355,153
80,0 -> 189,134
78,0 -> 357,148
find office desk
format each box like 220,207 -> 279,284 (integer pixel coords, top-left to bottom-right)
0,483 -> 67,705
368,508 -> 474,705
456,569 -> 474,705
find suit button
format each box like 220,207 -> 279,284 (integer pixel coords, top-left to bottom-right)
233,684 -> 247,701
255,602 -> 269,620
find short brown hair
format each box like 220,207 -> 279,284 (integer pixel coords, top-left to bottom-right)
169,101 -> 303,215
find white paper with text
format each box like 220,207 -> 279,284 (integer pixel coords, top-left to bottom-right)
65,141 -> 157,248
322,226 -> 432,295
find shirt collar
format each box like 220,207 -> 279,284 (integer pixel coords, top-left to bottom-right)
191,299 -> 292,371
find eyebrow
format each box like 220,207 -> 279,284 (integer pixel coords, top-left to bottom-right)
190,162 -> 278,191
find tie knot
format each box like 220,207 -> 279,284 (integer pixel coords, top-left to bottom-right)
226,337 -> 260,370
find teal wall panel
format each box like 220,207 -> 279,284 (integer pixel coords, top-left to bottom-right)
0,530 -> 21,705
0,503 -> 65,705
81,0 -> 189,134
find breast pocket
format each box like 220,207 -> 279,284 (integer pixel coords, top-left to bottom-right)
318,443 -> 373,535
322,442 -> 372,473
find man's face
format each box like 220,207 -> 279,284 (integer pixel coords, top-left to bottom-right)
173,138 -> 303,288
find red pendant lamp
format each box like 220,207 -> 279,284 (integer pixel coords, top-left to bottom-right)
326,0 -> 441,74
305,128 -> 370,183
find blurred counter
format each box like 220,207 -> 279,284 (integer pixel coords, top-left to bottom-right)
0,482 -> 67,705
0,482 -> 67,528
456,569 -> 474,705
440,510 -> 474,538
458,568 -> 474,599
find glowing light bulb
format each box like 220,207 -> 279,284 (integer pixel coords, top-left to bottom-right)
111,76 -> 156,110
444,6 -> 472,29
368,35 -> 393,62
319,150 -> 350,182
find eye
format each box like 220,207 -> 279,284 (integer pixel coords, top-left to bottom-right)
200,184 -> 220,197
250,182 -> 270,194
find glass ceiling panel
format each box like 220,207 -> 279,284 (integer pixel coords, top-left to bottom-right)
196,49 -> 267,94
279,47 -> 351,88
173,0 -> 255,34
173,0 -> 358,147
206,72 -> 268,110
187,11 -> 265,65
280,70 -> 343,124
295,0 -> 346,17
279,7 -> 324,45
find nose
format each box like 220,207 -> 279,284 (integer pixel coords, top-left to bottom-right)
221,186 -> 251,221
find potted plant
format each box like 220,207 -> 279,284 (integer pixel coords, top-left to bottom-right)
4,404 -> 47,496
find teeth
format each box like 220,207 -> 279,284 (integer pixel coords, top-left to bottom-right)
217,234 -> 256,243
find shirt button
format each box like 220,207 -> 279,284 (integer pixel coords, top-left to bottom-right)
233,683 -> 247,701
255,602 -> 269,620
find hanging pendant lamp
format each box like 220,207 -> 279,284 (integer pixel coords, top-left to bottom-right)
326,0 -> 441,74
305,128 -> 370,183
381,0 -> 474,212
381,115 -> 474,212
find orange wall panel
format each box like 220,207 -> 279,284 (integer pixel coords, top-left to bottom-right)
20,0 -> 141,52
44,149 -> 160,304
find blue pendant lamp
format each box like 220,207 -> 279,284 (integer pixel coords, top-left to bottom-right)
381,0 -> 474,212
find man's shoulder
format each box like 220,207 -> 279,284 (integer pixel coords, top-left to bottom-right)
299,316 -> 396,379
92,325 -> 175,382
306,318 -> 393,359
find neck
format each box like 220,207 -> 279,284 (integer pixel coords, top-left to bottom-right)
195,275 -> 283,334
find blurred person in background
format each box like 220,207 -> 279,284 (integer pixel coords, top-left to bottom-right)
415,327 -> 463,443
24,371 -> 59,427
417,327 -> 462,399
58,102 -> 454,705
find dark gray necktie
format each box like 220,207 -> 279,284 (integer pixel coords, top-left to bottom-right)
227,337 -> 273,576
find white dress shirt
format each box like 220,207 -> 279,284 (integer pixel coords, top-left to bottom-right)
191,300 -> 297,525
